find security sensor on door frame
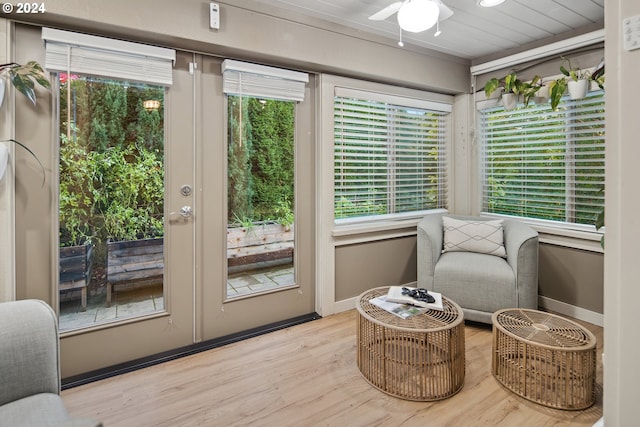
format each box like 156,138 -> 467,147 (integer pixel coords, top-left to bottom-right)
210,3 -> 220,30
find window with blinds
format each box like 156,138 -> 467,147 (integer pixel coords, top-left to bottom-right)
334,91 -> 449,222
478,90 -> 605,227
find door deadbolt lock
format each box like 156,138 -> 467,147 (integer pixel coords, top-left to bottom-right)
180,185 -> 193,197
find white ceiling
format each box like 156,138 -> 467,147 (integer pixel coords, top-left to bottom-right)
249,0 -> 604,61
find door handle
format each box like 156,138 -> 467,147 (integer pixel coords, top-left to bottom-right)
170,206 -> 193,219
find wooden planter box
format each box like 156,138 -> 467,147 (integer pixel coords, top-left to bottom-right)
227,222 -> 294,269
59,242 -> 93,311
106,237 -> 164,306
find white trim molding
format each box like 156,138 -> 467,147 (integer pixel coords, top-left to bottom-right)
471,29 -> 605,76
538,295 -> 603,327
0,18 -> 15,302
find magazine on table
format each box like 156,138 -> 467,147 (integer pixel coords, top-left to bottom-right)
369,295 -> 428,319
385,286 -> 444,311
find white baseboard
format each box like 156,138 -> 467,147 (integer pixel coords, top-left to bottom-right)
538,296 -> 603,327
333,296 -> 357,314
332,294 -> 604,328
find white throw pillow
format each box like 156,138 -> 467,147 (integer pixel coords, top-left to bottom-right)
442,216 -> 506,257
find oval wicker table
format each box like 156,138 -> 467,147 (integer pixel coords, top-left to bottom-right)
491,308 -> 597,410
356,287 -> 465,401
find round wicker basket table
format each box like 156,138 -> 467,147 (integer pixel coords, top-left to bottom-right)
491,308 -> 597,410
356,287 -> 465,401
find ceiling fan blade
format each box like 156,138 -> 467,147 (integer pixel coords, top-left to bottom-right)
368,1 -> 403,21
435,0 -> 454,21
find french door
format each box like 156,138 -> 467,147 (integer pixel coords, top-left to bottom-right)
15,23 -> 315,378
56,51 -> 199,378
195,55 -> 316,341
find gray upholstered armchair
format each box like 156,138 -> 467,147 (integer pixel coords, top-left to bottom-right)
417,214 -> 539,324
0,299 -> 101,427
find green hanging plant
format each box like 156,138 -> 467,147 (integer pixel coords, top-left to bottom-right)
0,61 -> 50,183
484,71 -> 543,108
549,57 -> 605,111
0,61 -> 51,105
548,78 -> 568,111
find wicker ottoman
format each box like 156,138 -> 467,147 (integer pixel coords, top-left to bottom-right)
491,308 -> 597,410
356,287 -> 465,401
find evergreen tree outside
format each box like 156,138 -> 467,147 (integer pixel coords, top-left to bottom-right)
88,81 -> 128,150
227,95 -> 295,227
227,96 -> 254,224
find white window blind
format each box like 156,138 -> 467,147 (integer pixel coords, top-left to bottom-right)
334,89 -> 450,222
479,91 -> 605,226
42,28 -> 175,86
221,59 -> 308,102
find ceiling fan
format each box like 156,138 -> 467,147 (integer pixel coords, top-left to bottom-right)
369,0 -> 454,34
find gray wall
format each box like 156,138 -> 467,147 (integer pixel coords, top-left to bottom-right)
538,244 -> 603,314
335,237 -> 417,301
336,236 -> 604,316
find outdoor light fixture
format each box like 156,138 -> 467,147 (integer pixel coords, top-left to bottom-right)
143,99 -> 161,111
477,0 -> 505,7
397,0 -> 440,33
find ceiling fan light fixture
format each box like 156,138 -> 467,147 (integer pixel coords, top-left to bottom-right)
397,0 -> 440,33
434,20 -> 442,37
477,0 -> 506,7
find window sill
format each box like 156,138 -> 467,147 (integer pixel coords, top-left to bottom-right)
331,211 -> 604,253
534,225 -> 604,253
332,218 -> 419,237
331,210 -> 446,246
481,214 -> 604,253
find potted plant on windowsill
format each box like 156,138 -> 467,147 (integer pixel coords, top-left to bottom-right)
484,72 -> 542,110
560,57 -> 592,100
532,80 -> 551,104
549,57 -> 605,111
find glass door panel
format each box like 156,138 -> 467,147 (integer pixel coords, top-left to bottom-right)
58,74 -> 166,331
226,95 -> 296,299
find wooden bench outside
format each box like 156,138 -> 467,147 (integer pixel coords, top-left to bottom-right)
227,223 -> 293,270
106,238 -> 164,307
59,243 -> 93,311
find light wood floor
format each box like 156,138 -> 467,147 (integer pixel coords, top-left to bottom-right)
62,309 -> 603,427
